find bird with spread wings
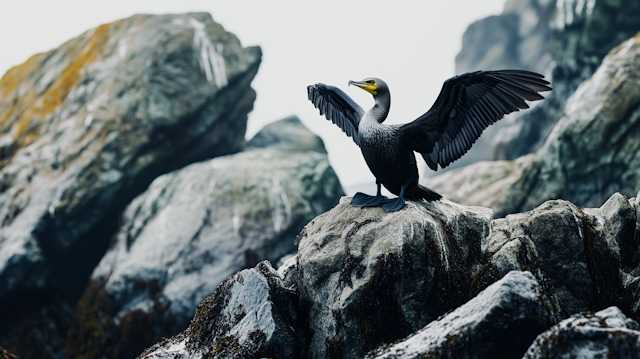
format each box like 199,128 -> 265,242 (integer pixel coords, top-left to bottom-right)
307,70 -> 551,212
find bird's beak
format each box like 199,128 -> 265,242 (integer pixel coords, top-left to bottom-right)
349,79 -> 377,95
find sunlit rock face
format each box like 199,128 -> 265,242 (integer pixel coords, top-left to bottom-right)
0,12 -> 260,359
430,32 -> 640,216
66,116 -> 343,359
445,0 -> 640,174
137,261 -> 306,359
523,306 -> 640,359
365,271 -> 560,359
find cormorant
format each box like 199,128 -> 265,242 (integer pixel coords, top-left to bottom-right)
307,70 -> 551,211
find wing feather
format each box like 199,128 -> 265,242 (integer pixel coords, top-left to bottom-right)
400,70 -> 551,171
307,83 -> 364,146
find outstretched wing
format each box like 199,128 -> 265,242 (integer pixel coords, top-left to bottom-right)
307,83 -> 365,146
400,70 -> 552,171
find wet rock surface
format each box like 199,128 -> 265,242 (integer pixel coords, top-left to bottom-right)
137,261 -> 305,359
66,116 -> 343,359
135,189 -> 640,359
365,271 -> 559,359
523,306 -> 640,359
0,12 -> 261,358
296,198 -> 492,359
431,31 -> 640,216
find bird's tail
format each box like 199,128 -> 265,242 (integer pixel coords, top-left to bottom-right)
408,184 -> 442,202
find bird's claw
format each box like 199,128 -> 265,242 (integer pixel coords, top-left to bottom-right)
351,192 -> 391,207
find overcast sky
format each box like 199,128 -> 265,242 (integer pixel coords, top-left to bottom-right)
0,0 -> 506,192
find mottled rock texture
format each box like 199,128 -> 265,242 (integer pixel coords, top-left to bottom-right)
135,189 -> 640,358
523,306 -> 640,359
296,197 -> 492,359
366,271 -> 559,359
137,261 -> 305,359
444,0 -> 640,176
431,32 -> 640,216
66,116 -> 343,359
0,12 -> 260,359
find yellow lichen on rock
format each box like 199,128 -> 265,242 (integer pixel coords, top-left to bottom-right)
0,22 -> 112,149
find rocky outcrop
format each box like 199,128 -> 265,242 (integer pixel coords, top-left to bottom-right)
444,0 -> 640,175
430,31 -> 640,216
297,198 -> 491,359
0,12 -> 260,359
137,261 -> 305,359
523,306 -> 640,358
365,271 -> 559,359
135,189 -> 640,358
66,116 -> 343,359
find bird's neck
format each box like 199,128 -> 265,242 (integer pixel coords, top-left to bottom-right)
370,92 -> 390,123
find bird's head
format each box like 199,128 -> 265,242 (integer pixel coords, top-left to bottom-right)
348,77 -> 388,97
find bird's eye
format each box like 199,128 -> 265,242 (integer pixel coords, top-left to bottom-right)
371,80 -> 376,84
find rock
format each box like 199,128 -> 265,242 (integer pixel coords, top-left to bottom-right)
442,0 -> 555,174
446,0 -> 640,176
296,197 -> 492,359
365,271 -> 559,359
66,116 -> 343,359
137,261 -> 306,359
523,306 -> 640,358
277,254 -> 298,289
0,13 -> 261,358
471,217 -> 564,317
430,32 -> 640,216
427,154 -> 542,218
246,115 -> 326,153
0,347 -> 18,359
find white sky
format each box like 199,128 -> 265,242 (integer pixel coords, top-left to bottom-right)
0,0 -> 506,191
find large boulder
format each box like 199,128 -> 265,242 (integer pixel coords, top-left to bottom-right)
430,31 -> 640,215
296,197 -> 492,359
137,261 -> 306,359
365,271 -> 559,359
0,12 -> 260,359
523,306 -> 640,358
444,0 -> 640,176
66,116 -> 343,359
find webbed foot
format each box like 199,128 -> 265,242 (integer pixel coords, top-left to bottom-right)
351,192 -> 391,207
381,196 -> 406,212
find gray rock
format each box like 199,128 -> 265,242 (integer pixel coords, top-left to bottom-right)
0,13 -> 260,358
447,0 -> 640,176
366,271 -> 559,359
137,261 -> 305,359
443,0 -> 555,174
246,115 -> 326,153
430,32 -> 640,216
67,116 -> 343,358
296,197 -> 492,359
427,154 -> 542,218
523,306 -> 640,359
277,254 -> 298,289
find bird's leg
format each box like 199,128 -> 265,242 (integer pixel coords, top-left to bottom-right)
381,185 -> 406,212
351,182 -> 391,207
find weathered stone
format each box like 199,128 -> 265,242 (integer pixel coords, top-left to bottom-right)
0,12 -> 260,358
430,33 -> 640,216
428,154 -> 541,218
471,197 -> 623,316
277,254 -> 298,290
523,306 -> 640,359
137,261 -> 305,359
296,198 -> 492,359
600,193 -> 638,271
246,115 -> 326,153
66,116 -> 342,359
471,216 -> 564,317
366,271 -> 559,359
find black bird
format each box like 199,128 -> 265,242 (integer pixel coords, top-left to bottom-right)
307,70 -> 551,211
